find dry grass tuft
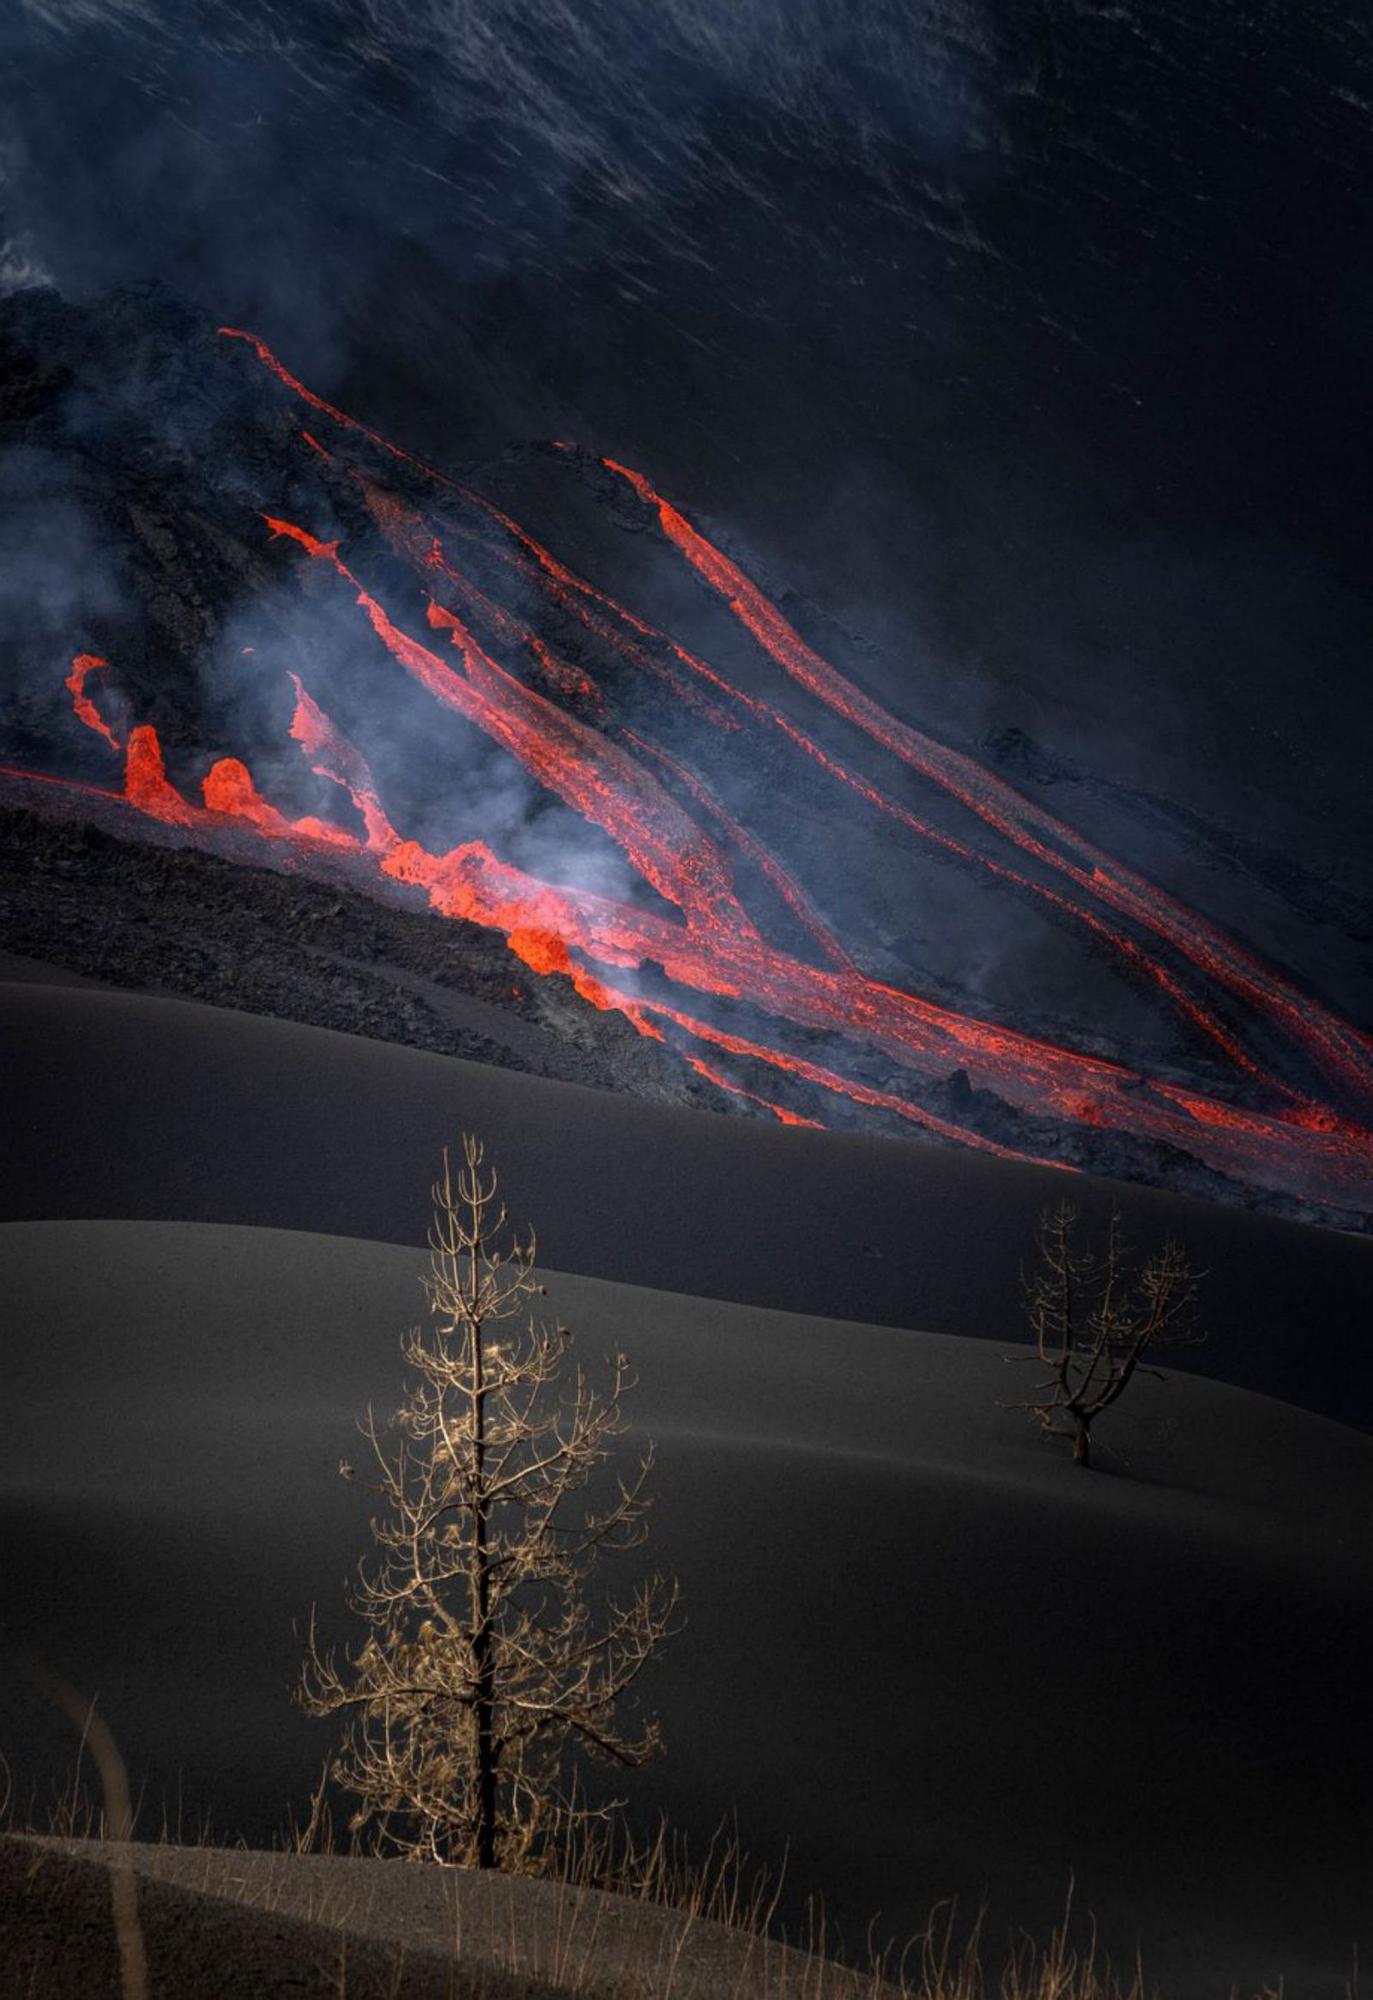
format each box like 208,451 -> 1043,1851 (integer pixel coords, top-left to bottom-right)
2,1734 -> 1361,1998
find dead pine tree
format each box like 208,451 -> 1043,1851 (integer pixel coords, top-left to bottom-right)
300,1135 -> 679,1870
1002,1202 -> 1205,1469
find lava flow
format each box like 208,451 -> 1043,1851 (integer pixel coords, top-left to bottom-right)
288,673 -> 399,854
22,323 -> 1371,1219
48,628 -> 1373,1211
65,654 -> 121,752
448,469 -> 1271,1086
602,454 -> 1373,1113
262,512 -> 764,946
354,477 -> 849,971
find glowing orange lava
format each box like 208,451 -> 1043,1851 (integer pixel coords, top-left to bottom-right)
264,510 -> 762,942
448,478 -> 1272,1082
39,650 -> 1373,1212
27,328 -> 1362,1215
604,455 -> 1373,1111
202,755 -> 356,849
125,725 -> 198,826
66,654 -> 121,752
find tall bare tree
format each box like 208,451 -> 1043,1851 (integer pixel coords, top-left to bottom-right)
300,1136 -> 679,1869
1003,1202 -> 1205,1469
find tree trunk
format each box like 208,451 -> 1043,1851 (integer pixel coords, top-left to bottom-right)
1073,1416 -> 1091,1468
473,1643 -> 496,1868
470,1311 -> 497,1870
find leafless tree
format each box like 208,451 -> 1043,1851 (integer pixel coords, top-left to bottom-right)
300,1135 -> 679,1870
1002,1202 -> 1205,1469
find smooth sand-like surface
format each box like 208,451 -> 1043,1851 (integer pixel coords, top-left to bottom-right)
4,1211 -> 1371,1995
3,979 -> 1372,1427
2,1835 -> 878,1999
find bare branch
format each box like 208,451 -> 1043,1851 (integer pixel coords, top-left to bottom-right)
1005,1203 -> 1205,1470
298,1135 -> 677,1871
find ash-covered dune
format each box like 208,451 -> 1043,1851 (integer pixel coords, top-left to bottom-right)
3,976 -> 1371,1430
0,1834 -> 877,2000
2,1216 -> 1370,1997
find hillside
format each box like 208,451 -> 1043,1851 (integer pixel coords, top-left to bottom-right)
4,975 -> 1371,1428
4,985 -> 1372,1992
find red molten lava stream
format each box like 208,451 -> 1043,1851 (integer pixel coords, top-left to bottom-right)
221,326 -> 1336,1095
456,481 -> 1269,1082
449,491 -> 743,735
631,995 -> 1061,1161
357,477 -> 604,714
220,329 -> 453,491
362,813 -> 1373,1210
202,755 -> 357,850
358,472 -> 853,975
604,456 -> 1373,1110
367,482 -> 1219,1038
107,329 -> 1371,1207
621,726 -> 856,975
84,664 -> 371,860
121,722 -> 367,855
234,325 -> 1201,1042
265,512 -> 762,944
289,673 -> 399,853
125,725 -> 199,826
683,1053 -> 825,1127
67,654 -> 121,752
63,649 -> 374,857
0,762 -> 121,804
54,649 -> 1373,1210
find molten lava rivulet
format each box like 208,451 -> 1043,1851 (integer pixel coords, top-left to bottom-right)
601,454 -> 1373,1113
23,326 -> 1372,1216
356,469 -> 1244,1044
288,674 -> 399,854
453,462 -> 1275,1086
46,637 -> 1373,1209
66,654 -> 121,753
263,512 -> 763,945
125,725 -> 200,827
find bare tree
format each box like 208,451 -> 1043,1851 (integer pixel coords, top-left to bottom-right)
1002,1202 -> 1205,1469
300,1135 -> 679,1870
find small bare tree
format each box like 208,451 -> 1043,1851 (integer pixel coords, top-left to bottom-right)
301,1135 -> 679,1869
1003,1202 -> 1205,1469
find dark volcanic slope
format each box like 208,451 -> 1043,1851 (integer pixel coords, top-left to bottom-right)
4,978 -> 1372,1432
0,799 -> 745,1111
3,0 -> 1371,883
3,1219 -> 1370,1997
2,280 -> 1372,1224
1,1836 -> 868,2000
0,1840 -> 556,2000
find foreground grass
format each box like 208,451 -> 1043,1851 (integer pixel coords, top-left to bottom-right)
1,1747 -> 1360,2000
5,1832 -> 1168,2000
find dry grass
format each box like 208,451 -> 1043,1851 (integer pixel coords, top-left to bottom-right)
5,1832 -> 1171,2000
2,1722 -> 1362,1999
